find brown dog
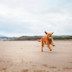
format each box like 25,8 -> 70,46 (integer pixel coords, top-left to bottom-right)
37,31 -> 55,52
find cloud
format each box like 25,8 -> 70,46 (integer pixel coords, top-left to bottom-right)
0,0 -> 72,37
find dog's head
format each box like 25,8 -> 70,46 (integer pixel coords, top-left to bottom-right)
44,31 -> 54,39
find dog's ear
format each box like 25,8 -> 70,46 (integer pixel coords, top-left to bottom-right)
44,31 -> 47,35
52,32 -> 54,34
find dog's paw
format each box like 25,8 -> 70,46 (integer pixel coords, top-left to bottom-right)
53,45 -> 55,46
50,49 -> 52,51
41,50 -> 43,52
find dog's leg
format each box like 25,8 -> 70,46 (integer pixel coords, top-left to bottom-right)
51,42 -> 55,46
41,46 -> 43,52
41,41 -> 44,52
47,45 -> 52,51
51,39 -> 55,46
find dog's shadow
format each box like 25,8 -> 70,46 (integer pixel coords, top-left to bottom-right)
43,51 -> 57,54
43,50 -> 69,54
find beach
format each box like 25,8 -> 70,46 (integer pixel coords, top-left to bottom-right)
0,40 -> 72,72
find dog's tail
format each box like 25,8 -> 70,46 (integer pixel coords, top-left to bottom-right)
37,39 -> 41,42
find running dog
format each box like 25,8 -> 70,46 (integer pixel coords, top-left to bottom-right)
37,31 -> 55,52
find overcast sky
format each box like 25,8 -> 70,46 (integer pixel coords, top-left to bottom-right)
0,0 -> 72,37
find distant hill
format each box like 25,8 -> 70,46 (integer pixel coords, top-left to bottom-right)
11,35 -> 72,41
11,36 -> 42,41
0,35 -> 72,41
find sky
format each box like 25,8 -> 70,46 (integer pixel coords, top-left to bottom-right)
0,0 -> 72,37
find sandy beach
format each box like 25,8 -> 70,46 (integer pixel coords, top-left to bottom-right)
0,40 -> 72,72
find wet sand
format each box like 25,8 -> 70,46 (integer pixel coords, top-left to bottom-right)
0,40 -> 72,72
